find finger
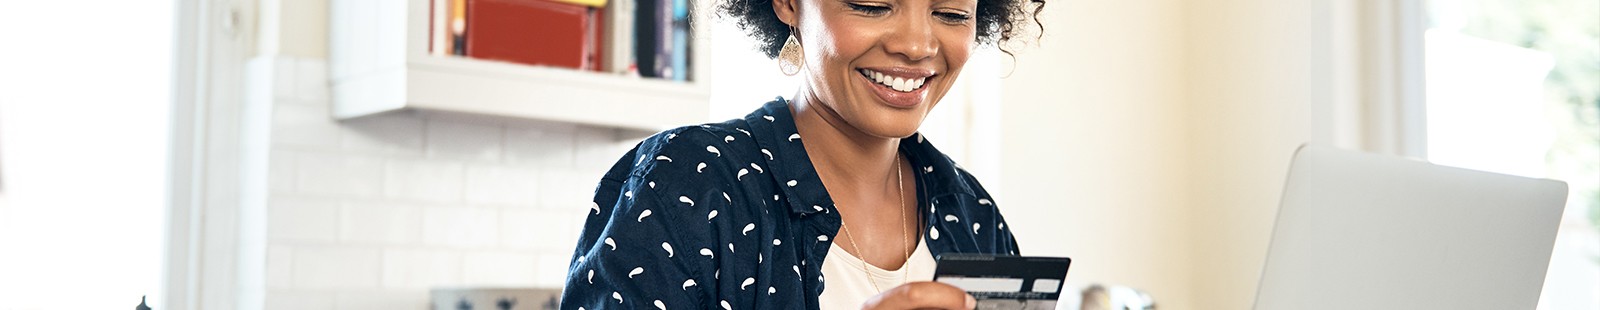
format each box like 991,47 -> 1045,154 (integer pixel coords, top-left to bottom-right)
865,282 -> 976,310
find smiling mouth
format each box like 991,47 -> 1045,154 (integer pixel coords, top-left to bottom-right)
858,68 -> 932,93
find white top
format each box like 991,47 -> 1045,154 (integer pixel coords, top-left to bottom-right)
818,239 -> 937,309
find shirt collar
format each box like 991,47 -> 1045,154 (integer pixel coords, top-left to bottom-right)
899,131 -> 977,199
744,97 -> 976,216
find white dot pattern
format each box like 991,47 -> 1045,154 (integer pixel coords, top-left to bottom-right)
559,98 -> 1019,309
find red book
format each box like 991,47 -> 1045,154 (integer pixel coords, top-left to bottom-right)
466,0 -> 601,70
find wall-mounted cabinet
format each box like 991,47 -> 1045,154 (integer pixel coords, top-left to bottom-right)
329,0 -> 710,131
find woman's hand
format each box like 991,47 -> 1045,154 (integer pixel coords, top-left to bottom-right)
861,281 -> 977,310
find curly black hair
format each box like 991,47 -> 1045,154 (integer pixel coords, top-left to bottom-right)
716,0 -> 1045,58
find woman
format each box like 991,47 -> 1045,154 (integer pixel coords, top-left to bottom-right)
561,0 -> 1041,306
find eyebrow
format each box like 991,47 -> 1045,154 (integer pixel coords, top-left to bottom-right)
929,0 -> 977,9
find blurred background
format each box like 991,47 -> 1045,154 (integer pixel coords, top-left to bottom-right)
0,0 -> 1593,309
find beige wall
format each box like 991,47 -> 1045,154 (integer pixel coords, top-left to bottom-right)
1184,1 -> 1335,308
262,0 -> 329,58
999,0 -> 1349,309
998,0 -> 1196,308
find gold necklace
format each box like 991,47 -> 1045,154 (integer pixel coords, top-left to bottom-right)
839,153 -> 911,293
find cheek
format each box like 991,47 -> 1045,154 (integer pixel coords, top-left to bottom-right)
939,32 -> 976,78
802,19 -> 881,101
924,32 -> 974,111
809,23 -> 876,69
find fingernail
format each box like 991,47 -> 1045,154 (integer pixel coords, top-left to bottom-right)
965,295 -> 977,309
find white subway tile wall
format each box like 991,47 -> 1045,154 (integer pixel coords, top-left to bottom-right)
425,119 -> 505,162
293,247 -> 383,289
269,149 -> 299,194
340,115 -> 426,156
273,104 -> 345,148
335,290 -> 432,310
266,245 -> 294,289
341,202 -> 423,244
461,252 -> 542,286
465,164 -> 542,206
267,197 -> 342,243
262,56 -> 630,310
381,249 -> 464,288
263,291 -> 336,310
296,152 -> 385,198
421,207 -> 500,248
383,159 -> 466,204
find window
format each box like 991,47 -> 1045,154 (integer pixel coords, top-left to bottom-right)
1423,0 -> 1599,308
0,1 -> 175,308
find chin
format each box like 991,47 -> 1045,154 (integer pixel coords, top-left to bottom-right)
853,110 -> 927,139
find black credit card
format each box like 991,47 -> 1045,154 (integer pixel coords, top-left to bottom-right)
933,254 -> 1071,310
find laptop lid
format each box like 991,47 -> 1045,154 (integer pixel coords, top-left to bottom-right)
1253,145 -> 1567,310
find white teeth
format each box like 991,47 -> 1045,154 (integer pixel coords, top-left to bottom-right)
861,69 -> 929,93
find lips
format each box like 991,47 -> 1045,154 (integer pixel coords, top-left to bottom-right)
856,67 -> 936,108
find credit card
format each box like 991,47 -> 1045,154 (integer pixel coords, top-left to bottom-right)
933,254 -> 1071,310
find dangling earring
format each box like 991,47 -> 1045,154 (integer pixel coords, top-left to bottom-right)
778,28 -> 803,76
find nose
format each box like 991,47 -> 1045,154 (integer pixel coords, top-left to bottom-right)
883,12 -> 938,62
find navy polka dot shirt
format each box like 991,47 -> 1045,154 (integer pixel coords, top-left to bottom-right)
560,98 -> 1020,310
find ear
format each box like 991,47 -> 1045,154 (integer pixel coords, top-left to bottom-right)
771,0 -> 801,29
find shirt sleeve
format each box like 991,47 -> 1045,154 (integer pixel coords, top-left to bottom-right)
560,179 -> 714,309
560,129 -> 749,310
984,196 -> 1021,256
962,168 -> 1022,256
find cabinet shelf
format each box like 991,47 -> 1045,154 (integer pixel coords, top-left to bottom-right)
329,0 -> 710,131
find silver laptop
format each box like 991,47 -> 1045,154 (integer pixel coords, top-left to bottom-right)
1253,145 -> 1567,310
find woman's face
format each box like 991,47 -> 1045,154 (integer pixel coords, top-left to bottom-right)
777,0 -> 978,138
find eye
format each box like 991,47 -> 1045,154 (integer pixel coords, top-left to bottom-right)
846,2 -> 891,15
934,10 -> 971,23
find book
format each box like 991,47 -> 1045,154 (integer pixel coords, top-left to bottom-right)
603,0 -> 636,74
550,0 -> 609,7
586,7 -> 604,70
431,0 -> 449,55
452,0 -> 468,55
670,0 -> 689,81
466,0 -> 603,70
634,0 -> 674,78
